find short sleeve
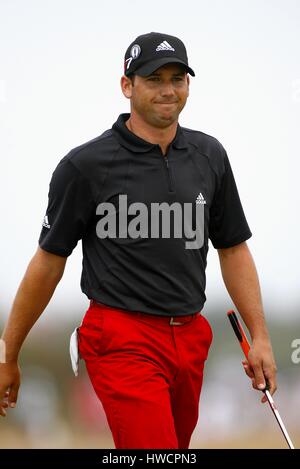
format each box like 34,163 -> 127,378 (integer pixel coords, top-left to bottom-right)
209,147 -> 252,249
38,159 -> 95,256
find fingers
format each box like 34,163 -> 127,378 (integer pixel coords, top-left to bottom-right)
1,391 -> 9,409
261,365 -> 277,403
261,394 -> 268,404
242,359 -> 277,404
1,390 -> 9,405
0,386 -> 18,417
242,360 -> 254,379
0,391 -> 8,417
245,367 -> 268,404
242,359 -> 266,389
8,382 -> 19,408
0,362 -> 21,416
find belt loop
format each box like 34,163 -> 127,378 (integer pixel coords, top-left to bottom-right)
170,317 -> 184,326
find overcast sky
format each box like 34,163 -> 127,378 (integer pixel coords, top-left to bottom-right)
1,0 -> 300,322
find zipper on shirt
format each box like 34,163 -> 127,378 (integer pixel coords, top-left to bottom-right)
164,156 -> 175,193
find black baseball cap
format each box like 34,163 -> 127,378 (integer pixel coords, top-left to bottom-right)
124,32 -> 195,77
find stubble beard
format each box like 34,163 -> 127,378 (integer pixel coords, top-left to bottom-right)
143,103 -> 184,129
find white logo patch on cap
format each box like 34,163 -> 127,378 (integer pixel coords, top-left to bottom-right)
125,44 -> 141,71
130,44 -> 141,59
156,41 -> 175,52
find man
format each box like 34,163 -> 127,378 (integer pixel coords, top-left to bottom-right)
0,32 -> 277,449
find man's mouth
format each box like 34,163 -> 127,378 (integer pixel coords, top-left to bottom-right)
154,102 -> 177,105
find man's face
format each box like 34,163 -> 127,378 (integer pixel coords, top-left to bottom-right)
122,63 -> 190,128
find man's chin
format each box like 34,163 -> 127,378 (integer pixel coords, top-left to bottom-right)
152,112 -> 178,128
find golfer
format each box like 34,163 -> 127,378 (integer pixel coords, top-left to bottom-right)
0,32 -> 277,449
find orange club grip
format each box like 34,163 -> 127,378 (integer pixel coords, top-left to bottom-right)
227,310 -> 251,359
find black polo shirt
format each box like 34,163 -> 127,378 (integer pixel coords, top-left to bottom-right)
38,113 -> 252,316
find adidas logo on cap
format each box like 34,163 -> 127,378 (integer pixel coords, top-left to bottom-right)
156,40 -> 175,52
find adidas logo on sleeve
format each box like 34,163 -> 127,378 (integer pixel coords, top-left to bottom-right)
42,215 -> 51,229
196,193 -> 206,205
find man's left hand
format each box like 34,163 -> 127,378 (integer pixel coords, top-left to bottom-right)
242,339 -> 277,403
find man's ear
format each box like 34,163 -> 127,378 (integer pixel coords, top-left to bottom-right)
187,74 -> 190,97
121,75 -> 133,99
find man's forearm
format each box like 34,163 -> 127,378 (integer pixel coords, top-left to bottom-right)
1,248 -> 66,362
218,242 -> 269,342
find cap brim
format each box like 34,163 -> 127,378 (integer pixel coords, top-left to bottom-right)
134,57 -> 195,77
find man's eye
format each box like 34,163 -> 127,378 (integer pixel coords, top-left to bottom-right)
148,77 -> 160,81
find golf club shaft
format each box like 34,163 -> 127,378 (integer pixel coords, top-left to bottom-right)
264,390 -> 294,449
227,310 -> 295,449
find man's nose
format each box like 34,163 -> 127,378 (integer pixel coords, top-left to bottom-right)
160,81 -> 176,97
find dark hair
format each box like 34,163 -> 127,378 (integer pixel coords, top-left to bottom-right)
128,74 -> 135,86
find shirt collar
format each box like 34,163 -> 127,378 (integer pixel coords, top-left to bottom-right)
112,113 -> 188,153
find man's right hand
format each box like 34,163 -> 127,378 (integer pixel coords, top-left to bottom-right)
0,362 -> 21,417
0,247 -> 67,418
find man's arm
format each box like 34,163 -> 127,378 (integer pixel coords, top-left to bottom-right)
218,241 -> 277,403
0,246 -> 67,416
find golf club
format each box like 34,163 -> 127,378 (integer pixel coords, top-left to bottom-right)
227,309 -> 295,450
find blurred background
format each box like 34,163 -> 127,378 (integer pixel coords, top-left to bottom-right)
0,0 -> 299,448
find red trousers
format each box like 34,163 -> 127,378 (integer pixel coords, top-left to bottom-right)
78,300 -> 213,449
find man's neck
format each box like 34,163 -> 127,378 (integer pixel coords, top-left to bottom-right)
125,113 -> 178,156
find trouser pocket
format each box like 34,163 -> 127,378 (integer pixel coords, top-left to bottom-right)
77,303 -> 106,361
